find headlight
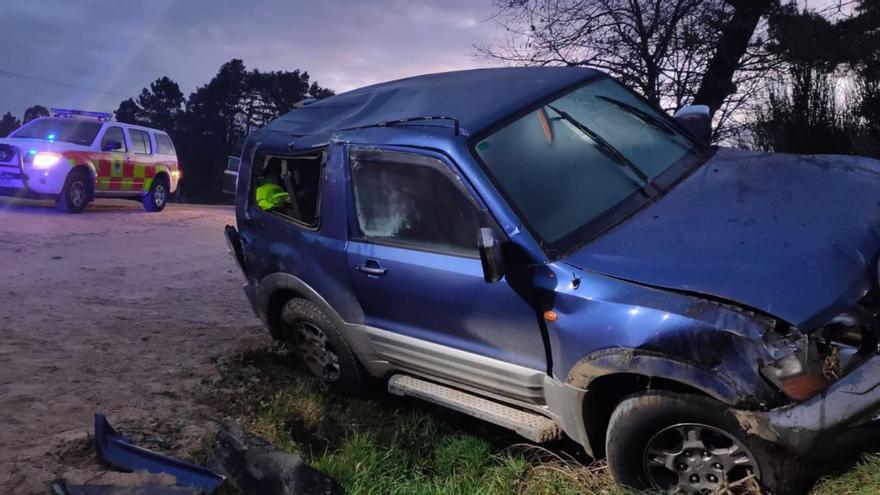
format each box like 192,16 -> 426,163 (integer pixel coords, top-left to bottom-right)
32,152 -> 62,169
761,308 -> 877,401
760,336 -> 830,401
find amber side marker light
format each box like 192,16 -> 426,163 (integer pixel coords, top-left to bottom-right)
543,310 -> 558,322
776,372 -> 830,401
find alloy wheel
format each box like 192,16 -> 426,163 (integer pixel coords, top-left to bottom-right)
154,184 -> 166,207
643,423 -> 759,494
293,321 -> 341,382
70,181 -> 86,208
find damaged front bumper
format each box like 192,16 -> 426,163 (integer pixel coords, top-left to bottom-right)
737,354 -> 880,455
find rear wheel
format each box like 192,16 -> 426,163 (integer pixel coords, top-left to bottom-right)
142,176 -> 168,212
280,298 -> 369,396
606,391 -> 802,495
56,169 -> 90,213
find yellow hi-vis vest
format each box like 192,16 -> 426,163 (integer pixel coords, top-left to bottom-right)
255,182 -> 290,211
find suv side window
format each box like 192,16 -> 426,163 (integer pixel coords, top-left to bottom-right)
101,126 -> 126,152
129,129 -> 152,155
251,151 -> 323,227
155,133 -> 175,155
350,151 -> 480,257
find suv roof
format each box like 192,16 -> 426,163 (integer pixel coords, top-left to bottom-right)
261,67 -> 601,139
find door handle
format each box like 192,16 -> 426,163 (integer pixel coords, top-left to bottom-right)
356,260 -> 387,276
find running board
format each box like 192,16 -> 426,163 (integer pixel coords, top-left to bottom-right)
387,374 -> 561,443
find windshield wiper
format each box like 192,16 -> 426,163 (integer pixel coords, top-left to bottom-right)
595,95 -> 678,136
546,104 -> 653,188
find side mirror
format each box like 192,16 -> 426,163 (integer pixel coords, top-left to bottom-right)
673,105 -> 712,144
477,227 -> 505,283
102,140 -> 123,152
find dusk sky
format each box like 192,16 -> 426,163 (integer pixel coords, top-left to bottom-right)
0,1 -> 845,121
0,1 -> 502,119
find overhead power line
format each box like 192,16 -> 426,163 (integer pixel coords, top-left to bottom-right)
0,69 -> 131,98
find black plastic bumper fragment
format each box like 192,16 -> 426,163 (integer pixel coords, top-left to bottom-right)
94,414 -> 224,493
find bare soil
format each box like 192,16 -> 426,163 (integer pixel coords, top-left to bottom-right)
0,198 -> 266,494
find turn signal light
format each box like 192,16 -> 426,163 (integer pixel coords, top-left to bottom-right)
776,372 -> 829,401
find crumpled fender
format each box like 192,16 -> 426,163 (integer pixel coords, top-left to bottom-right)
538,262 -> 790,409
567,347 -> 749,406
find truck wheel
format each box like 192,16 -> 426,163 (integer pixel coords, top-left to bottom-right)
606,391 -> 802,495
142,176 -> 168,212
281,298 -> 369,397
56,169 -> 90,213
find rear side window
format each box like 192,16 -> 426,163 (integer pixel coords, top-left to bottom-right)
349,150 -> 480,257
129,129 -> 152,155
101,126 -> 126,152
250,151 -> 323,227
155,133 -> 175,155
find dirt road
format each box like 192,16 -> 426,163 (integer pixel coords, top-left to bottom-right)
0,198 -> 265,494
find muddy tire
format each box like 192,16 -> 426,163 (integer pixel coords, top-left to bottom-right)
142,175 -> 169,212
281,298 -> 369,397
606,391 -> 803,495
56,169 -> 90,213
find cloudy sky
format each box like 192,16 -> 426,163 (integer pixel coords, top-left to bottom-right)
0,0 -> 503,118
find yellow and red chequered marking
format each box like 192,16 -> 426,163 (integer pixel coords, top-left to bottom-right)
63,151 -> 156,192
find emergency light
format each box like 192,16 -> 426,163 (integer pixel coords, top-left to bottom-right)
50,108 -> 112,121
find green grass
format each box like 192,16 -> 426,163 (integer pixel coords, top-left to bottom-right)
206,347 -> 880,495
811,455 -> 880,495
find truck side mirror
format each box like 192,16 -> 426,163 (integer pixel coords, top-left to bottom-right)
102,140 -> 123,152
673,105 -> 712,144
477,227 -> 505,283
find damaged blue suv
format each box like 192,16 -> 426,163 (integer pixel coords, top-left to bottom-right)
227,67 -> 880,494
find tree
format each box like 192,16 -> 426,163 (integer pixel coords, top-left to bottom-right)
751,66 -> 855,154
747,0 -> 880,158
175,59 -> 334,202
692,0 -> 777,118
22,105 -> 49,123
114,98 -> 143,125
113,77 -> 184,133
137,77 -> 184,134
113,60 -> 334,203
478,0 -> 784,135
0,112 -> 21,137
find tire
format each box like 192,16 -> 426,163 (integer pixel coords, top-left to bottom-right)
280,298 -> 369,396
606,391 -> 803,495
56,169 -> 90,213
142,175 -> 169,212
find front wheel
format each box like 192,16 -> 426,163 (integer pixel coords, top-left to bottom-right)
142,176 -> 169,212
606,391 -> 803,495
56,169 -> 90,213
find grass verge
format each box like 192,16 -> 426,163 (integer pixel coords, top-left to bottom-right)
204,346 -> 880,494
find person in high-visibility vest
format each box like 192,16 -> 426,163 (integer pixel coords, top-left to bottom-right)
255,180 -> 290,211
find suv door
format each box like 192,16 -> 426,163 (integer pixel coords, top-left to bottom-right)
125,128 -> 153,192
345,148 -> 547,399
96,126 -> 127,192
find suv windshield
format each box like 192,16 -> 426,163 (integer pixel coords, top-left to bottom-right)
473,77 -> 700,256
11,118 -> 102,146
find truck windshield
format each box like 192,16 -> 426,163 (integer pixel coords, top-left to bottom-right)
473,77 -> 700,255
11,118 -> 102,146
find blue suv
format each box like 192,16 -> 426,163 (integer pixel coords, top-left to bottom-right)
227,67 -> 880,494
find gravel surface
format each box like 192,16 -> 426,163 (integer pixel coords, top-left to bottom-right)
0,198 -> 265,494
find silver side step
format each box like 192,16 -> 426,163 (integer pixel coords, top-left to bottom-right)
387,374 -> 561,443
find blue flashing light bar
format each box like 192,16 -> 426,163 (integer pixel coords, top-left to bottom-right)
50,108 -> 112,121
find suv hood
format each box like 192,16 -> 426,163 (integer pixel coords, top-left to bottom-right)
0,137 -> 93,153
564,147 -> 880,329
